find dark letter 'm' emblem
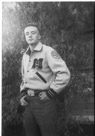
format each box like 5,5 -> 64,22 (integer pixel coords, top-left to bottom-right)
32,58 -> 43,69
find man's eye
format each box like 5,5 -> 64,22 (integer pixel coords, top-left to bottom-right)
32,32 -> 36,34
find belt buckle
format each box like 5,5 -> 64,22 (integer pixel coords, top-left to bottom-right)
28,90 -> 35,96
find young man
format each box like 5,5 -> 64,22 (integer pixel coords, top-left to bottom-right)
20,23 -> 70,136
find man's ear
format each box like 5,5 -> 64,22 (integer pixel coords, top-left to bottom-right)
38,34 -> 41,40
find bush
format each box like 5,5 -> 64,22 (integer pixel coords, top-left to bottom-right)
2,83 -> 22,125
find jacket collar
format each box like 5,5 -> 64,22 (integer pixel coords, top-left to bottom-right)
34,42 -> 43,51
25,42 -> 43,55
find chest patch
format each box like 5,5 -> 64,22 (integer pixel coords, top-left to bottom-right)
32,58 -> 43,69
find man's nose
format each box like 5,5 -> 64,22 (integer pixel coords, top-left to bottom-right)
29,33 -> 32,37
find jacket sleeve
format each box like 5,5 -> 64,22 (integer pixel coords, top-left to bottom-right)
20,55 -> 27,93
46,48 -> 70,98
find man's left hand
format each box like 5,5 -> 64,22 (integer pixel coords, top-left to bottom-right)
39,91 -> 50,101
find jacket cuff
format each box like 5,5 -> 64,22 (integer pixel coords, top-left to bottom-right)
46,88 -> 57,98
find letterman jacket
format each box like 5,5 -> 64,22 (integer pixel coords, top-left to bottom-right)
20,42 -> 70,97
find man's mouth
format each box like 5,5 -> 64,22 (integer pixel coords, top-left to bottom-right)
29,39 -> 33,41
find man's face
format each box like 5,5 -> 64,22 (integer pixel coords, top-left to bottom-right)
24,26 -> 41,45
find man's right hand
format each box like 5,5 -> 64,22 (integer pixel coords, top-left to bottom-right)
20,95 -> 29,106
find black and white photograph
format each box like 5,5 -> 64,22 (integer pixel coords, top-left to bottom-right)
2,1 -> 94,136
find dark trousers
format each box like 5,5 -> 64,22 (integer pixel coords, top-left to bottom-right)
23,95 -> 58,136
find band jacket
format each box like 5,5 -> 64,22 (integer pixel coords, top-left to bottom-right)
20,42 -> 70,95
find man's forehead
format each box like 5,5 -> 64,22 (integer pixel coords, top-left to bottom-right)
24,26 -> 38,32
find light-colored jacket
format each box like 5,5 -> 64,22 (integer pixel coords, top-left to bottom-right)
20,42 -> 70,94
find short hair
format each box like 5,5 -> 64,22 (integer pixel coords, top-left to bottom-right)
23,22 -> 41,33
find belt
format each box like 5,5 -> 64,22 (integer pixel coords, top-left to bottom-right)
27,89 -> 43,96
